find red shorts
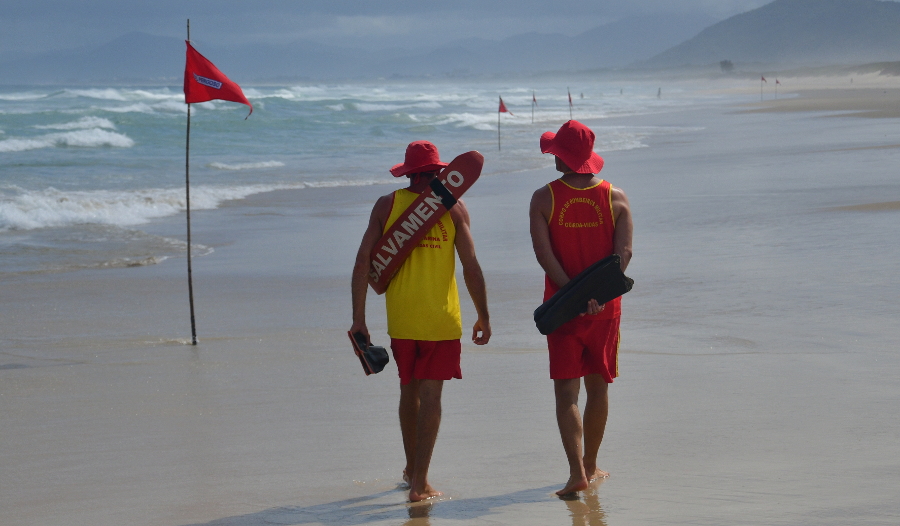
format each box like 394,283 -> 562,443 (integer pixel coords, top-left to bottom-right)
547,317 -> 620,382
390,339 -> 462,385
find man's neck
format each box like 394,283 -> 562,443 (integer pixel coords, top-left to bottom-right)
407,174 -> 436,194
559,172 -> 599,189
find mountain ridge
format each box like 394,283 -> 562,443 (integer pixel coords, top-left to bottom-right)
646,0 -> 900,67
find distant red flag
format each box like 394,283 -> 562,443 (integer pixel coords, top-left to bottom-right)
184,41 -> 252,116
761,76 -> 767,83
499,96 -> 513,115
568,89 -> 573,107
776,78 -> 781,85
533,91 -> 537,105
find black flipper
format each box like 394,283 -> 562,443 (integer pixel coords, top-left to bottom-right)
534,254 -> 634,336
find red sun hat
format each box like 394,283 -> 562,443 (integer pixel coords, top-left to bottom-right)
540,120 -> 604,174
390,140 -> 449,177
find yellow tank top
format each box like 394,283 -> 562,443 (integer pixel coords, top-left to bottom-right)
385,189 -> 462,340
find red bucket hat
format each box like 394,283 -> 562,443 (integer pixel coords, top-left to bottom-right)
390,140 -> 449,177
540,120 -> 604,174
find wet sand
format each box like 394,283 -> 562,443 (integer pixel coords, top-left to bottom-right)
3,80 -> 900,525
743,87 -> 900,118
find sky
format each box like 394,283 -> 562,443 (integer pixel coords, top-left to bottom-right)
1,0 -> 773,58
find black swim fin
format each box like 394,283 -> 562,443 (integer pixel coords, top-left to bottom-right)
534,254 -> 634,336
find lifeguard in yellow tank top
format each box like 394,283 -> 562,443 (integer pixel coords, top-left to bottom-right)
351,140 -> 491,503
384,188 -> 462,341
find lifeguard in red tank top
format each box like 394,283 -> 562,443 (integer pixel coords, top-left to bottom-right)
544,178 -> 621,320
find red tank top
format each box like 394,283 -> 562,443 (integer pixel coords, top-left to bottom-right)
544,178 -> 621,319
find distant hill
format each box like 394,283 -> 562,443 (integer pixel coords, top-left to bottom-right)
377,14 -> 720,76
646,0 -> 900,67
0,14 -> 716,84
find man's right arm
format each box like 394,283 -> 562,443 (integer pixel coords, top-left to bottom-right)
529,186 -> 571,288
350,195 -> 392,344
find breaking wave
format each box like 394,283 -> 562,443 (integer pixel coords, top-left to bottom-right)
34,116 -> 117,131
0,178 -> 398,231
0,128 -> 134,152
62,88 -> 183,102
208,161 -> 285,171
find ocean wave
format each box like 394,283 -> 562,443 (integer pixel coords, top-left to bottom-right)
0,185 -> 267,231
100,99 -> 196,115
0,91 -> 50,101
356,102 -> 443,112
208,161 -> 285,171
34,116 -> 117,131
63,88 -> 183,102
0,179 -> 397,231
593,125 -> 705,152
430,112 -> 497,131
89,255 -> 170,269
0,128 -> 134,152
244,85 -> 477,104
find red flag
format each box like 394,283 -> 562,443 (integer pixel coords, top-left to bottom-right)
568,89 -> 573,107
532,91 -> 537,105
776,78 -> 781,85
499,97 -> 513,115
184,41 -> 252,116
761,76 -> 767,83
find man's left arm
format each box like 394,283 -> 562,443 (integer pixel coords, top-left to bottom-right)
451,200 -> 491,345
611,186 -> 633,271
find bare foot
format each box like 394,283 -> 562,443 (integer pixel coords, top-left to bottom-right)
409,483 -> 442,502
555,474 -> 589,496
400,469 -> 411,489
586,467 -> 609,482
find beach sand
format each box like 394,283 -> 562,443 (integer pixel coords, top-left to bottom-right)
2,79 -> 900,525
744,87 -> 900,118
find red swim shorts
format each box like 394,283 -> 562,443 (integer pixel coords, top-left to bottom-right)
547,316 -> 620,382
390,339 -> 462,385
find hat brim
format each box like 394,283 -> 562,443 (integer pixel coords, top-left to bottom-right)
541,131 -> 604,174
389,161 -> 449,177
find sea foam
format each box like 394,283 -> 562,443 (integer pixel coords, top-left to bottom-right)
35,117 -> 117,131
0,91 -> 49,102
0,128 -> 134,152
208,161 -> 285,171
0,179 -> 396,231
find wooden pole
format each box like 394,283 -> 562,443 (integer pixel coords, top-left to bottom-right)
185,19 -> 198,345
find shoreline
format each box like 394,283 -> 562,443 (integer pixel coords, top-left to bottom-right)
740,86 -> 900,118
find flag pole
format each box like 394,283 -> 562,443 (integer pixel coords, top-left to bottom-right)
185,19 -> 198,345
498,96 -> 501,151
568,87 -> 572,120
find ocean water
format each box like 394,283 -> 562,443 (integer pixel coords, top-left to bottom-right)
0,81 -> 719,276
